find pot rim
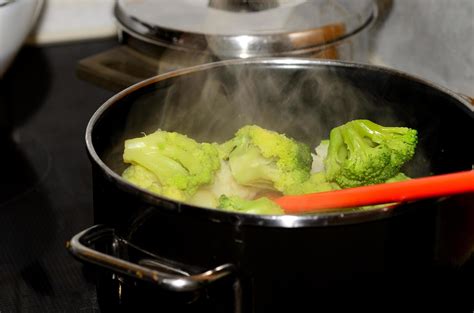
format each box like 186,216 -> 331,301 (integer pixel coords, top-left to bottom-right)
85,58 -> 473,228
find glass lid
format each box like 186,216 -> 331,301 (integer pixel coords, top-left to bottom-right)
115,0 -> 375,58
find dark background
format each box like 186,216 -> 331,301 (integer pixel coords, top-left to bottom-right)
0,39 -> 116,313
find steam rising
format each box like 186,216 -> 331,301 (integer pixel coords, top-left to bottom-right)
123,62 -> 399,140
104,60 -> 430,177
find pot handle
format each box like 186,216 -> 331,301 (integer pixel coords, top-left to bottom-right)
67,225 -> 234,292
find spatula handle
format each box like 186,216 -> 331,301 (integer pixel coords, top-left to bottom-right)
276,171 -> 474,214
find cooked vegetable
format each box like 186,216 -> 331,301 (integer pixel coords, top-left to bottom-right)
385,172 -> 411,183
217,195 -> 284,215
121,120 -> 418,214
122,130 -> 220,200
284,172 -> 341,195
311,139 -> 329,173
221,125 -> 313,193
187,160 -> 260,208
324,119 -> 417,188
122,164 -> 165,195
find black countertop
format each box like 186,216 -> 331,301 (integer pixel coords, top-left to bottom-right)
0,39 -> 117,313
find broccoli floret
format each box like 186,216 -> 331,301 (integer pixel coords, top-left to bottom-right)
187,188 -> 219,208
222,125 -> 313,193
284,172 -> 341,195
122,130 -> 220,200
385,172 -> 411,183
217,195 -> 284,215
122,164 -> 189,201
325,120 -> 417,188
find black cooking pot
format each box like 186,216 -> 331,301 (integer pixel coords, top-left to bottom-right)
69,59 -> 474,313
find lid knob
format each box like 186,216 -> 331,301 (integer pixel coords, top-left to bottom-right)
208,0 -> 279,12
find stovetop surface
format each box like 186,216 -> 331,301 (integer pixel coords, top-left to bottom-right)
0,39 -> 116,313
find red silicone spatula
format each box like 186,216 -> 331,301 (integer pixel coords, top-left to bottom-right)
275,170 -> 474,214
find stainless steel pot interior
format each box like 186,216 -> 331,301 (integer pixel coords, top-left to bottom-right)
86,58 -> 473,227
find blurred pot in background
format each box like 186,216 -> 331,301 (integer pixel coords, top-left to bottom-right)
78,0 -> 378,91
115,0 -> 376,60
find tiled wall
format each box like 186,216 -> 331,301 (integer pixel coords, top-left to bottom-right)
371,0 -> 473,96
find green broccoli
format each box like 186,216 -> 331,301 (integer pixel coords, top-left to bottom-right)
122,130 -> 220,200
217,195 -> 284,215
122,164 -> 168,195
284,172 -> 341,195
324,120 -> 417,188
385,172 -> 411,183
221,125 -> 313,193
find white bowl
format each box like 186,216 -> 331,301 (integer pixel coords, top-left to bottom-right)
0,0 -> 43,77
